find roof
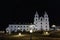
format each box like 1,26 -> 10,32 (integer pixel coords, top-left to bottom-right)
9,24 -> 35,25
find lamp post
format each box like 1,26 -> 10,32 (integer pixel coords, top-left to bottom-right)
30,30 -> 33,40
52,25 -> 56,30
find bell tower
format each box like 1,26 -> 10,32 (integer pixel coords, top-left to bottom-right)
34,11 -> 39,25
44,11 -> 49,31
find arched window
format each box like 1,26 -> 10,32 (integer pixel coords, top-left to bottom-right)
36,16 -> 37,17
41,23 -> 42,24
46,23 -> 47,24
46,26 -> 47,28
36,19 -> 37,21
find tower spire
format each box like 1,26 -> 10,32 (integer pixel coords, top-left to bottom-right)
35,11 -> 38,15
34,11 -> 39,24
44,11 -> 48,18
44,11 -> 47,15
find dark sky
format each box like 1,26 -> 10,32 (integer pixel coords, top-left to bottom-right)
0,0 -> 60,30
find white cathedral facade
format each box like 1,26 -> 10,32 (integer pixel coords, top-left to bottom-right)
6,11 -> 49,34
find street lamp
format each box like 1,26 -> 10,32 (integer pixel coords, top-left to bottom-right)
52,25 -> 56,30
30,30 -> 33,33
30,30 -> 33,40
18,33 -> 21,36
52,25 -> 56,27
18,28 -> 20,30
43,31 -> 50,35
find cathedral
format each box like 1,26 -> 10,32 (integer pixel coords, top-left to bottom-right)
6,11 -> 50,34
34,11 -> 49,31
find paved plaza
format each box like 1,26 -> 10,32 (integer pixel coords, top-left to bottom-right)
0,31 -> 60,40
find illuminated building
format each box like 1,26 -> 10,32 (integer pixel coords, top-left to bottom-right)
6,11 -> 49,34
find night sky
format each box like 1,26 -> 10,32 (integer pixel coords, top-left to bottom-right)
0,0 -> 60,30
